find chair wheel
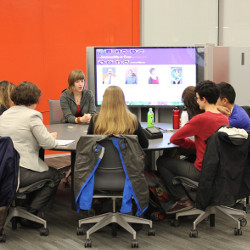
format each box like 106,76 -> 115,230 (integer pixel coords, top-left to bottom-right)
77,226 -> 84,235
84,239 -> 92,248
131,239 -> 139,248
11,217 -> 18,230
234,228 -> 242,236
239,218 -> 247,227
148,228 -> 155,236
111,224 -> 117,237
170,219 -> 180,227
0,233 -> 6,242
189,229 -> 198,238
40,227 -> 49,236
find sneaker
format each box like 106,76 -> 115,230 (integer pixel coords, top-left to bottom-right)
165,200 -> 193,214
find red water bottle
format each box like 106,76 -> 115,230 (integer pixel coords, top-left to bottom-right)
173,107 -> 180,129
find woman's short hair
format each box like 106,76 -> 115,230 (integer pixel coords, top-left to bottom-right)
11,81 -> 41,106
0,80 -> 15,109
68,69 -> 85,93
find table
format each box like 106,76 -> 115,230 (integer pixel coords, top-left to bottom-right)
45,123 -> 176,208
46,123 -> 176,151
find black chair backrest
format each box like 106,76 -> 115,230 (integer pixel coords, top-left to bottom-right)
241,106 -> 250,118
94,137 -> 126,192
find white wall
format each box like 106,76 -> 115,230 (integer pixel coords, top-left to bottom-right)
220,0 -> 250,46
140,0 -> 250,106
140,0 -> 218,46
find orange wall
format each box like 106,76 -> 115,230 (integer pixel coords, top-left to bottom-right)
0,0 -> 139,124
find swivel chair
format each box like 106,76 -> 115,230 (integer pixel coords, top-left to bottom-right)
170,127 -> 249,238
75,135 -> 155,248
48,99 -> 64,124
0,136 -> 19,242
47,99 -> 71,186
5,180 -> 50,236
171,177 -> 247,237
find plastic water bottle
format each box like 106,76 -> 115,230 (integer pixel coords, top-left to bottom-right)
147,108 -> 154,127
173,107 -> 180,129
180,107 -> 189,127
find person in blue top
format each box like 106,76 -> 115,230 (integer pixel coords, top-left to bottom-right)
216,82 -> 250,130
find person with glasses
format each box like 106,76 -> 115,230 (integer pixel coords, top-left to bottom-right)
157,80 -> 229,214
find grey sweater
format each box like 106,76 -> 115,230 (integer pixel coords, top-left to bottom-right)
60,89 -> 96,123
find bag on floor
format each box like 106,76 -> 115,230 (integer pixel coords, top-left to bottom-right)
144,171 -> 169,221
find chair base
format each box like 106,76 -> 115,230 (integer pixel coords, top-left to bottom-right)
174,205 -> 247,236
78,212 -> 153,240
4,206 -> 48,234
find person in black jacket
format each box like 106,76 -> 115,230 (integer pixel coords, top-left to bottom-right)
87,85 -> 148,148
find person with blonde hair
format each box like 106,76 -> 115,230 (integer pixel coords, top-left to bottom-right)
60,69 -> 96,124
0,80 -> 15,115
87,86 -> 148,148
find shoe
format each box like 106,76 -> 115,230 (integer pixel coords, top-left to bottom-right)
160,200 -> 176,211
165,200 -> 193,214
19,218 -> 44,229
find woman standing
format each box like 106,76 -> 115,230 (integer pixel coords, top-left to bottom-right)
60,69 -> 96,124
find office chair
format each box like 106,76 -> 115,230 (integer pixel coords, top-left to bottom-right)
47,99 -> 71,186
48,99 -> 64,124
0,137 -> 19,243
75,135 -> 155,248
170,127 -> 249,238
5,180 -> 50,236
171,177 -> 247,237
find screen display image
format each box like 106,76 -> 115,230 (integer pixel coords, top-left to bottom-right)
94,47 -> 203,107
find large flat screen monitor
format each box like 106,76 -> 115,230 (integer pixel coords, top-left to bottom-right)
94,47 -> 204,107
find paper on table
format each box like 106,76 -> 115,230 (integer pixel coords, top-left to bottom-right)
56,140 -> 75,146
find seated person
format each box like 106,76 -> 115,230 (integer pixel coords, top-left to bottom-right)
157,80 -> 229,214
182,86 -> 204,119
163,86 -> 204,160
88,85 -> 148,148
216,82 -> 250,130
60,69 -> 96,124
0,80 -> 15,115
0,81 -> 61,226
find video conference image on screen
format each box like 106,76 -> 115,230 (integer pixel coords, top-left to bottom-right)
94,47 -> 199,107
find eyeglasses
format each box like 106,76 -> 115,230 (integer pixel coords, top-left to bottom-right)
194,97 -> 198,101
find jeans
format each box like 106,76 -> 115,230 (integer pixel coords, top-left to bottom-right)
156,156 -> 201,201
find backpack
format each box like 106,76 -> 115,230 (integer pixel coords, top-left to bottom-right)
144,171 -> 169,221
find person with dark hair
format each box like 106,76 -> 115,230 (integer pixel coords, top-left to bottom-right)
182,86 -> 204,119
0,81 -> 61,227
216,82 -> 250,130
60,69 -> 96,124
0,80 -> 15,115
157,80 -> 229,214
